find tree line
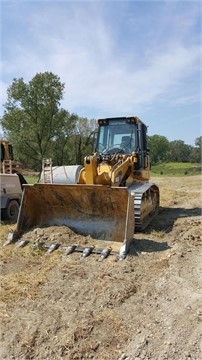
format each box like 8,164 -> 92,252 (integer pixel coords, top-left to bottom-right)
148,135 -> 201,165
0,72 -> 201,170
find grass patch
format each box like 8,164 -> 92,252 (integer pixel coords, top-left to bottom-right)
151,162 -> 201,176
0,246 -> 59,309
24,174 -> 39,184
0,226 -> 59,312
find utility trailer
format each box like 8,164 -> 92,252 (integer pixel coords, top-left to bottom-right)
1,173 -> 22,221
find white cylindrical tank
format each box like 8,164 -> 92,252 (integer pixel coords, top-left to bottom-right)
39,165 -> 83,184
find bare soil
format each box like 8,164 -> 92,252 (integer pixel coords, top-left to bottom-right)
0,175 -> 201,360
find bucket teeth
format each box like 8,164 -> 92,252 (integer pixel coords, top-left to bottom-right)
16,240 -> 29,248
46,243 -> 60,254
82,246 -> 94,258
65,245 -> 77,255
119,242 -> 127,261
2,238 -> 126,260
100,247 -> 112,260
3,230 -> 16,246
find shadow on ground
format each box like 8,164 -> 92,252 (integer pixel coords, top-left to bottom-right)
146,206 -> 201,233
129,238 -> 171,256
128,206 -> 201,256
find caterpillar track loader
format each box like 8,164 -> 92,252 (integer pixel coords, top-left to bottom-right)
7,116 -> 159,258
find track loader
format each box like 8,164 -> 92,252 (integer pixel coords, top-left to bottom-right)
6,116 -> 159,259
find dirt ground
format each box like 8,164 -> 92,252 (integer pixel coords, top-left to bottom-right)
0,175 -> 201,360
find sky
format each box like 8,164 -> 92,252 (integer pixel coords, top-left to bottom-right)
0,0 -> 201,146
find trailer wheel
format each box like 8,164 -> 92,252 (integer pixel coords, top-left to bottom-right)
6,200 -> 19,221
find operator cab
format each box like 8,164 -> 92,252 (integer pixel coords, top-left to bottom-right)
95,116 -> 147,155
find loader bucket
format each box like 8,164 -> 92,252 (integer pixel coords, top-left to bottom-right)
15,184 -> 134,243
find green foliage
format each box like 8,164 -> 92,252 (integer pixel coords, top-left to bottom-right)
195,136 -> 202,148
46,112 -> 79,166
1,72 -> 76,170
189,136 -> 202,163
148,135 -> 170,163
168,140 -> 192,162
0,72 -> 97,170
70,117 -> 97,164
148,135 -> 201,165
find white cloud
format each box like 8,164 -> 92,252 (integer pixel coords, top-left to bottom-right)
1,1 -> 201,125
0,81 -> 8,109
45,41 -> 200,117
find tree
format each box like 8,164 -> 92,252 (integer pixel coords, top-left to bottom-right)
147,135 -> 170,164
47,112 -> 79,166
68,117 -> 97,164
168,140 -> 192,162
189,136 -> 202,163
0,72 -> 77,169
195,136 -> 202,148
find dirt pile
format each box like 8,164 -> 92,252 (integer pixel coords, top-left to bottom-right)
0,175 -> 201,360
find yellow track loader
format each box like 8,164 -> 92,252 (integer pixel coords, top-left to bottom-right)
6,116 -> 159,259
